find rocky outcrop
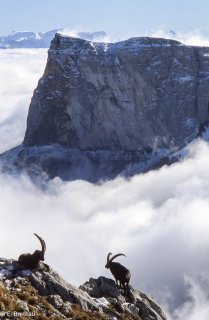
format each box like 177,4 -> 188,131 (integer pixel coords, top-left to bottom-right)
0,258 -> 169,319
80,277 -> 168,320
1,34 -> 209,181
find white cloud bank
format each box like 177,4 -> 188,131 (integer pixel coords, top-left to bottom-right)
145,29 -> 209,47
0,48 -> 47,153
108,28 -> 209,47
0,46 -> 209,319
1,141 -> 209,318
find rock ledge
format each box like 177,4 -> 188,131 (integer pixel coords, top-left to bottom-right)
0,258 -> 169,319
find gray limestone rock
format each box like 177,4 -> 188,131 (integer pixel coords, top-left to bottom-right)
2,34 -> 209,181
81,276 -> 169,320
30,265 -> 99,311
0,258 -> 169,320
24,34 -> 209,152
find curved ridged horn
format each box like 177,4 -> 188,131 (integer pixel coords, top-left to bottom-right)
107,252 -> 112,262
110,253 -> 126,262
34,233 -> 46,255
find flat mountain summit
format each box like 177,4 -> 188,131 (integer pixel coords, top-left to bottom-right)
1,33 -> 209,181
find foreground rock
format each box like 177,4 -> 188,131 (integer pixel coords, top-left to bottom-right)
0,258 -> 169,319
80,277 -> 168,320
2,34 -> 209,181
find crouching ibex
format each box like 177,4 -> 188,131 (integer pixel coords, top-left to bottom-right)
18,233 -> 46,270
105,252 -> 131,290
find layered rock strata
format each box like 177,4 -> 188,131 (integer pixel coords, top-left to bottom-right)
2,34 -> 209,181
24,34 -> 209,151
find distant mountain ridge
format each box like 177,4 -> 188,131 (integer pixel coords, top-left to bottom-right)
0,29 -> 107,48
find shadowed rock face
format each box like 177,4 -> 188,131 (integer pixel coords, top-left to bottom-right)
24,34 -> 209,152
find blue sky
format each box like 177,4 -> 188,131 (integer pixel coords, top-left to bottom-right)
1,0 -> 209,37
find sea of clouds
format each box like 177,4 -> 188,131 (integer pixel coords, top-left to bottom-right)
0,32 -> 209,319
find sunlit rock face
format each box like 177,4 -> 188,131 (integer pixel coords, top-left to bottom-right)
24,34 -> 209,152
2,34 -> 209,182
0,258 -> 169,320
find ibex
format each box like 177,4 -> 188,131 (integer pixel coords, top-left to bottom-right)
105,252 -> 131,290
18,233 -> 46,270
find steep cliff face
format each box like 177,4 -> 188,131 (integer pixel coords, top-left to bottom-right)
2,34 -> 209,181
24,34 -> 209,152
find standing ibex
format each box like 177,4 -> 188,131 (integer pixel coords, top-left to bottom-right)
105,252 -> 131,290
18,233 -> 46,270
